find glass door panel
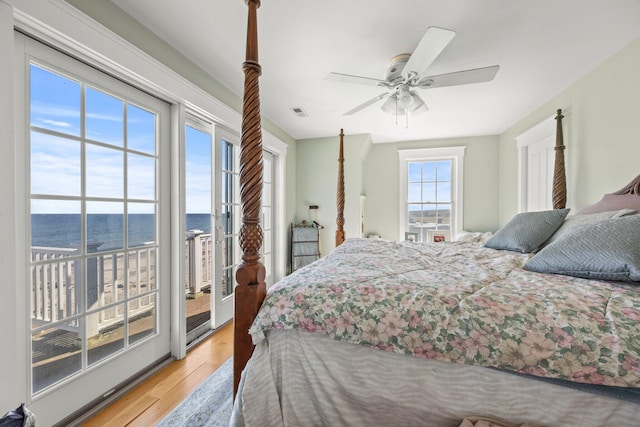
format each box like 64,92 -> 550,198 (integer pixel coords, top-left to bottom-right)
185,123 -> 213,344
213,129 -> 240,327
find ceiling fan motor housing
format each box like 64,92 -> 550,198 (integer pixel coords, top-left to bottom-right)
385,54 -> 411,86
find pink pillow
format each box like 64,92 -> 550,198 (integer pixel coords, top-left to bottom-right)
576,193 -> 640,215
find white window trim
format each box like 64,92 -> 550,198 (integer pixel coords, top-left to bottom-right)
398,146 -> 466,241
262,132 -> 288,286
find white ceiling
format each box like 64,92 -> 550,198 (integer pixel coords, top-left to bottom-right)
110,0 -> 640,143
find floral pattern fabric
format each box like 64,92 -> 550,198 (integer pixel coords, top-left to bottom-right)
250,237 -> 640,388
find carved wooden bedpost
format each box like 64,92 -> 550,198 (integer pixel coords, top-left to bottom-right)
336,129 -> 345,247
552,109 -> 567,209
234,0 -> 266,398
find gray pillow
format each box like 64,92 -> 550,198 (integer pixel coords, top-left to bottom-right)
484,209 -> 570,253
524,215 -> 640,282
543,208 -> 636,247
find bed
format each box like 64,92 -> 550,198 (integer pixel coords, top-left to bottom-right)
230,2 -> 640,426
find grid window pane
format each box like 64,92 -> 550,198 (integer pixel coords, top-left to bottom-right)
437,182 -> 452,202
127,104 -> 156,154
85,87 -> 123,146
86,202 -> 124,252
405,159 -> 453,242
87,305 -> 125,366
408,162 -> 421,182
128,153 -> 155,200
422,183 -> 436,202
30,64 -> 81,136
86,144 -> 124,198
32,321 -> 81,394
30,132 -> 81,196
422,161 -> 436,181
128,203 -> 156,247
129,295 -> 156,345
437,160 -> 451,181
408,183 -> 421,203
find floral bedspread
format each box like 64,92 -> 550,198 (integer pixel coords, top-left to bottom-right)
250,237 -> 640,388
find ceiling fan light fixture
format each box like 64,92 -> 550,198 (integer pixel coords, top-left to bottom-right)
381,95 -> 405,116
397,86 -> 414,109
408,91 -> 428,115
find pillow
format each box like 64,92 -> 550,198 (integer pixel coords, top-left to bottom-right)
576,193 -> 640,215
484,208 -> 570,253
543,208 -> 636,247
524,215 -> 640,282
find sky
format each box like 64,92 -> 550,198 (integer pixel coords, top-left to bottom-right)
30,63 -> 212,214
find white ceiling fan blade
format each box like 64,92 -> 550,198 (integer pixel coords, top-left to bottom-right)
325,72 -> 387,87
402,27 -> 456,79
344,92 -> 389,115
417,65 -> 500,89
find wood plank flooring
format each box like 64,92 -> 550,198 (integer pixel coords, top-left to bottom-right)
81,322 -> 233,426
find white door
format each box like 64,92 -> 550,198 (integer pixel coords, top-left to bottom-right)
517,115 -> 557,213
213,128 -> 241,327
18,34 -> 171,423
526,136 -> 555,211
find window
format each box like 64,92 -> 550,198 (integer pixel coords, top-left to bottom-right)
399,147 -> 465,242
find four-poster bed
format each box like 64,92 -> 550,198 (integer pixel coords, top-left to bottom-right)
232,2 -> 640,426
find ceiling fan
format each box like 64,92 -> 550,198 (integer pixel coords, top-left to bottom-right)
326,27 -> 499,117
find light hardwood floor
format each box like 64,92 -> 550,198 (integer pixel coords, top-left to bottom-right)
81,322 -> 233,426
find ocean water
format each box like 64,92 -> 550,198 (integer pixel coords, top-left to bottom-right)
31,213 -> 212,250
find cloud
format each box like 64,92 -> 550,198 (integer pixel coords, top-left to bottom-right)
41,119 -> 73,128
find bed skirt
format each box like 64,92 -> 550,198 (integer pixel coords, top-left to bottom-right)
231,329 -> 640,427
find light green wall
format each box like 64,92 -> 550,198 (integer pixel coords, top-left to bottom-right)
363,136 -> 500,240
296,133 -> 372,257
498,36 -> 640,224
296,134 -> 500,252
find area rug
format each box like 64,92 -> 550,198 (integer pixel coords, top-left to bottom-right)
156,358 -> 233,427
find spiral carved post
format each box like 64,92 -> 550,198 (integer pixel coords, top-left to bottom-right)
234,0 -> 266,399
336,129 -> 345,247
552,109 -> 567,209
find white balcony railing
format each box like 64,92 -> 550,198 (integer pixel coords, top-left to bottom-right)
31,230 -> 213,335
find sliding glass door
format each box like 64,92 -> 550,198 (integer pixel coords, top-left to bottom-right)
21,33 -> 170,418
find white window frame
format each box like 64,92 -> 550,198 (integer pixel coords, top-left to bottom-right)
398,146 -> 465,241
